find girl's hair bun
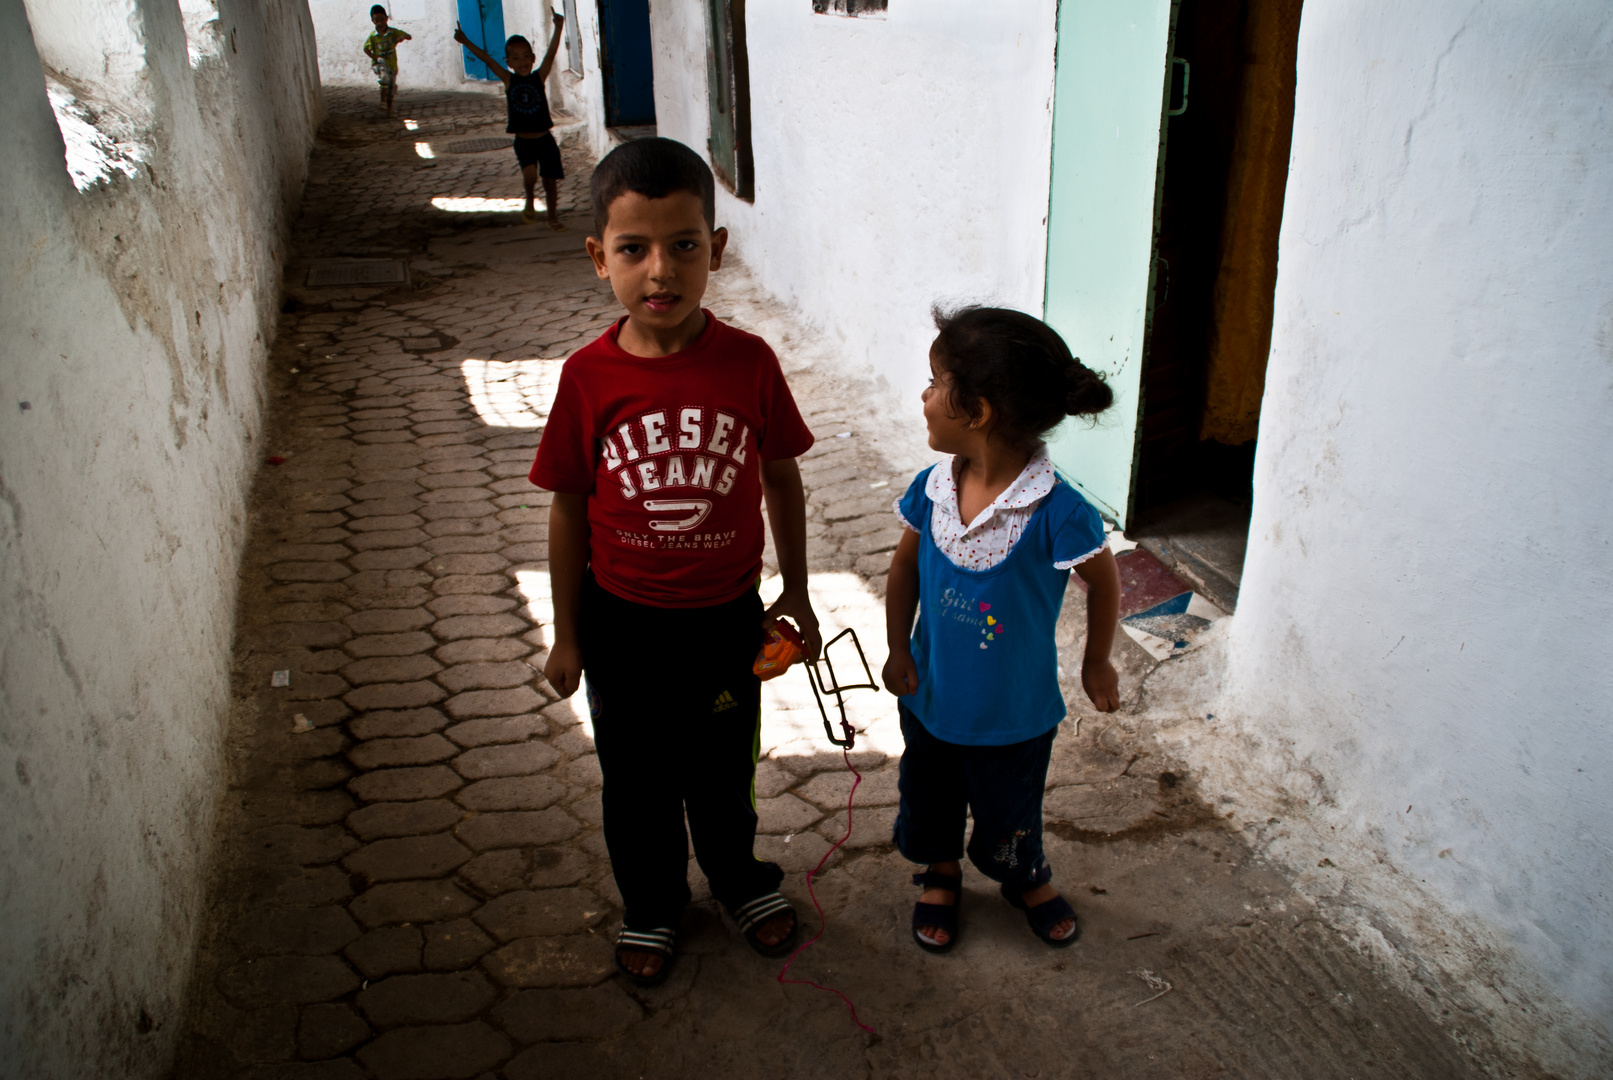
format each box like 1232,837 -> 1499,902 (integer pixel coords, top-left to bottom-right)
1065,364 -> 1113,417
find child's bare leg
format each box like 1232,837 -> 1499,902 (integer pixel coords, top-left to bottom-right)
543,176 -> 564,230
1018,882 -> 1076,940
916,860 -> 962,945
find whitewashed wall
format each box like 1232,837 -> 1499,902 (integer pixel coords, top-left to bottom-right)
1219,0 -> 1613,1061
0,0 -> 320,1076
310,0 -> 562,100
649,0 -> 1059,407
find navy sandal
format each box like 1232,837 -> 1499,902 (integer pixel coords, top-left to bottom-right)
911,869 -> 963,953
1001,884 -> 1080,948
615,926 -> 676,987
729,891 -> 799,957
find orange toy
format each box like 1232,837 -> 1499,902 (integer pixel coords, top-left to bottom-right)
754,620 -> 805,681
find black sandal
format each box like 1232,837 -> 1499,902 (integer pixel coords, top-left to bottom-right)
1001,884 -> 1080,948
911,869 -> 962,953
615,926 -> 676,987
729,891 -> 799,957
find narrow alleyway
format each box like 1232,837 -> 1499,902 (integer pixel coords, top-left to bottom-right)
173,89 -> 1488,1080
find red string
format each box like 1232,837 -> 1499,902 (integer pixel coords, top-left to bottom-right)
776,748 -> 876,1033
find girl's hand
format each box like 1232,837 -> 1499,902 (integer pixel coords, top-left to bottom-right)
453,23 -> 470,45
882,648 -> 919,696
1082,657 -> 1120,712
543,640 -> 584,699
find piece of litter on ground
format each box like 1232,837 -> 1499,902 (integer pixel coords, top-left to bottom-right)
267,456 -> 286,465
271,670 -> 291,688
869,480 -> 888,489
1132,969 -> 1174,1007
784,834 -> 793,843
834,431 -> 853,438
291,714 -> 314,733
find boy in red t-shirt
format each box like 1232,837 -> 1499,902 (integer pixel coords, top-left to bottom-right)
529,138 -> 821,986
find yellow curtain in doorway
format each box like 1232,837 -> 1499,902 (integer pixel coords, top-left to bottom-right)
1200,0 -> 1303,445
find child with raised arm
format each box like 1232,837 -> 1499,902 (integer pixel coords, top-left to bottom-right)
363,5 -> 412,117
882,306 -> 1123,953
529,138 -> 821,987
454,14 -> 567,228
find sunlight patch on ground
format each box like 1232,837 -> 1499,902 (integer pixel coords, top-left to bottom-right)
431,196 -> 541,213
414,141 -> 435,159
462,358 -> 561,428
403,119 -> 420,130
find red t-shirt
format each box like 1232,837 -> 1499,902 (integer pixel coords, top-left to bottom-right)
529,313 -> 814,608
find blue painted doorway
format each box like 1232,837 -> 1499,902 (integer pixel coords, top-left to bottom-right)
457,0 -> 507,81
598,0 -> 655,126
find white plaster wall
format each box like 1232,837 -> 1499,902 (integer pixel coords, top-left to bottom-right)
648,0 -> 1059,406
310,0 -> 571,110
0,0 -> 320,1075
1220,0 -> 1613,1061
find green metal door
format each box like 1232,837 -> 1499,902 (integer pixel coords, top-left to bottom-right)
1043,0 -> 1178,529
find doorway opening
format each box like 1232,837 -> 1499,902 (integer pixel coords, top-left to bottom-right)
1129,0 -> 1301,611
456,0 -> 506,81
706,0 -> 753,198
598,0 -> 656,130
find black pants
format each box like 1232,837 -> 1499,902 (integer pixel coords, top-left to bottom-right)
892,702 -> 1057,891
579,572 -> 782,930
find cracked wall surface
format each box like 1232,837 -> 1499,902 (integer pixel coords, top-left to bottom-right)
0,1 -> 320,1076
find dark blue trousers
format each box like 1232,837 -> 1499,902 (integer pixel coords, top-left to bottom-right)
893,702 -> 1056,891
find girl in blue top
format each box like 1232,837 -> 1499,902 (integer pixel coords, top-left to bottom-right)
882,306 -> 1122,952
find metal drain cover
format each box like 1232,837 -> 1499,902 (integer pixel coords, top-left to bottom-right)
445,137 -> 511,154
306,260 -> 408,287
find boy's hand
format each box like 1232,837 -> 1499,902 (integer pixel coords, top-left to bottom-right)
763,588 -> 821,661
882,648 -> 918,696
1082,657 -> 1120,712
543,640 -> 584,699
453,23 -> 470,45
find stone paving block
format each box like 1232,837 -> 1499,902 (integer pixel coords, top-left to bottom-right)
244,825 -> 360,868
344,926 -> 424,979
756,794 -> 824,835
568,793 -> 602,828
343,587 -> 434,611
348,569 -> 434,593
341,655 -> 444,686
419,482 -> 492,501
350,547 -> 431,572
349,707 -> 449,740
355,431 -> 416,445
491,985 -> 644,1043
421,502 -> 499,523
445,686 -> 546,720
422,917 -> 495,970
297,1003 -> 372,1061
457,846 -> 587,895
481,935 -> 615,989
266,622 -> 354,649
503,1043 -> 629,1080
432,613 -> 528,640
754,760 -> 795,800
431,573 -> 509,596
434,638 -> 530,666
349,498 -> 423,518
344,608 -> 433,634
429,595 -> 518,617
501,543 -> 547,563
424,514 -> 504,536
426,553 -> 510,575
344,631 -> 437,659
348,765 -> 462,803
217,1005 -> 299,1073
284,757 -> 354,791
497,508 -> 548,526
235,906 -> 362,957
348,480 -> 422,500
347,798 -> 462,841
548,728 -> 592,761
356,1021 -> 512,1080
270,601 -> 355,622
444,714 -> 547,749
285,674 -> 351,701
345,513 -> 425,533
347,733 -> 457,770
343,681 -> 446,711
473,887 -> 603,941
558,755 -> 602,788
349,880 -> 480,928
357,970 -> 497,1027
219,955 -> 360,1009
451,741 -> 559,779
267,562 -> 353,583
796,766 -> 901,809
455,808 -> 581,852
752,830 -> 836,875
247,866 -> 354,911
814,804 -> 899,849
854,551 -> 895,577
424,534 -> 504,555
499,524 -> 546,544
437,661 -> 534,694
344,833 -> 473,884
260,726 -> 348,764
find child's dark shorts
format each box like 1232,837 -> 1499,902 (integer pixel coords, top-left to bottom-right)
512,132 -> 564,179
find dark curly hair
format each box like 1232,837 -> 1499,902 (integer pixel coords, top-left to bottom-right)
930,305 -> 1112,451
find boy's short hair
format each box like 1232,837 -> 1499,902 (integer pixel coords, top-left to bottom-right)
589,137 -> 716,238
370,4 -> 386,16
505,34 -> 532,55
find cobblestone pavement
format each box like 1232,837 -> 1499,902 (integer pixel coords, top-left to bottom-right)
173,89 -> 1488,1080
